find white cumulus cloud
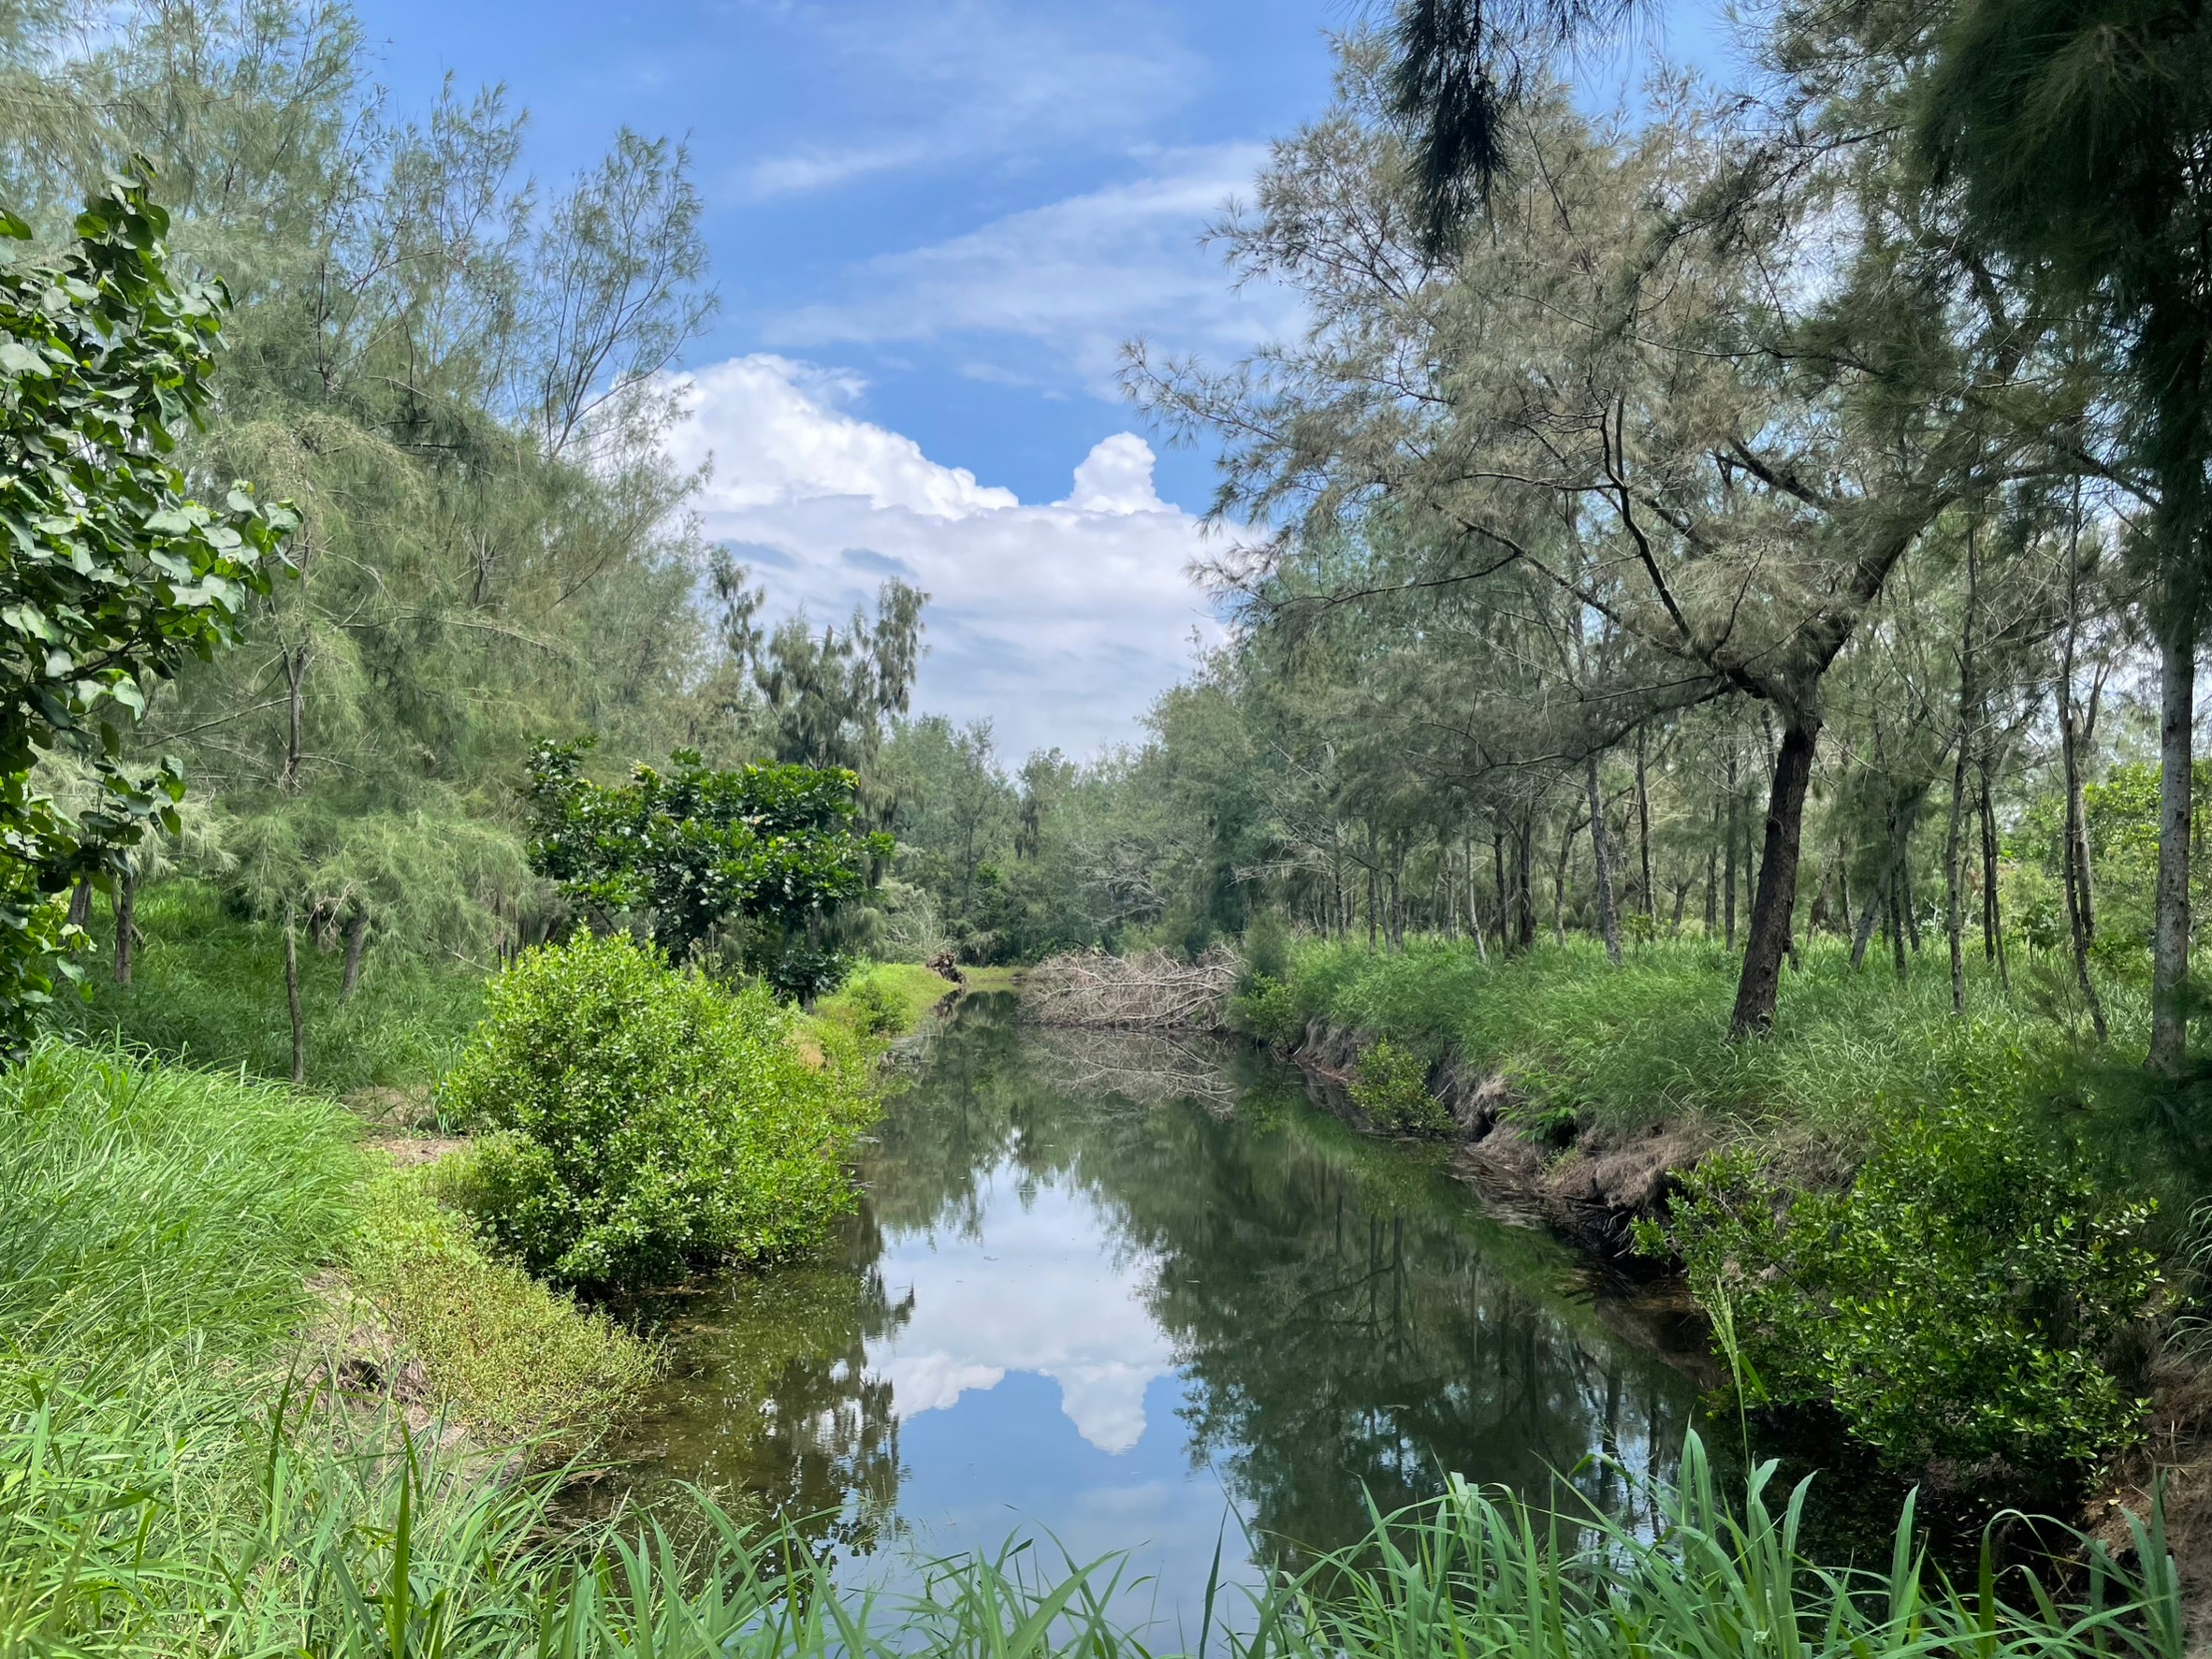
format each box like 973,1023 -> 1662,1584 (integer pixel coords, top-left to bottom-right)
664,355 -> 1224,759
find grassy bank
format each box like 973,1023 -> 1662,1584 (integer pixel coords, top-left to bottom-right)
1256,933 -> 2151,1152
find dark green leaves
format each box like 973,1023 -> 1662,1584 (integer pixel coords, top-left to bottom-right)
522,738 -> 891,1001
0,165 -> 293,1055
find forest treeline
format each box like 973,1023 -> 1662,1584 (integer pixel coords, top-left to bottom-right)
3,0 -> 2207,1084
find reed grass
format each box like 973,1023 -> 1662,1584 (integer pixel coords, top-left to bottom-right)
1281,934 -> 2136,1141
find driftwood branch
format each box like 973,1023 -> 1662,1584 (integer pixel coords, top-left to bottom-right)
1020,946 -> 1240,1032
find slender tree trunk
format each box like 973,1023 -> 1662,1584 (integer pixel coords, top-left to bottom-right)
1367,822 -> 1378,954
1492,831 -> 1508,953
2149,602 -> 2198,1077
1465,836 -> 1489,965
1515,812 -> 1536,951
1945,526 -> 1978,1015
1890,866 -> 1910,982
1703,808 -> 1719,936
1728,716 -> 1819,1038
1723,741 -> 1739,952
1836,845 -> 1852,940
284,907 -> 306,1086
66,879 -> 92,931
1851,883 -> 1882,968
1670,880 -> 1689,933
341,909 -> 371,1002
1552,816 -> 1580,944
281,640 -> 309,792
1588,752 -> 1622,966
1979,775 -> 2013,999
1635,730 -> 1655,925
113,871 -> 137,986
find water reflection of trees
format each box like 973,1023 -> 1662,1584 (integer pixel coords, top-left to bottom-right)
615,1211 -> 911,1561
857,997 -> 1699,1562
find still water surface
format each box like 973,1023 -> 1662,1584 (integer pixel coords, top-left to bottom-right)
611,995 -> 1702,1634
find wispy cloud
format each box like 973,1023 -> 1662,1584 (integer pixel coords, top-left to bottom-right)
727,0 -> 1203,201
765,144 -> 1300,385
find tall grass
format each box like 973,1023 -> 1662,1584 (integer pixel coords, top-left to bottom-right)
1279,935 -> 2135,1142
61,879 -> 485,1097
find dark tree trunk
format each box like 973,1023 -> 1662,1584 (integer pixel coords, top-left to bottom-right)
1945,529 -> 1978,1016
2149,601 -> 2197,1077
1723,742 -> 1739,952
66,879 -> 92,931
1492,831 -> 1508,953
284,909 -> 306,1086
1979,775 -> 2012,999
1728,717 -> 1819,1038
1587,751 -> 1622,965
113,873 -> 137,986
1836,845 -> 1852,939
1514,812 -> 1536,950
1851,881 -> 1882,969
1635,729 -> 1655,924
341,909 -> 371,1002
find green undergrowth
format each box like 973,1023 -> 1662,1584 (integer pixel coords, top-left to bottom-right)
1260,934 -> 2134,1146
814,960 -> 955,1039
61,878 -> 487,1096
350,1167 -> 660,1453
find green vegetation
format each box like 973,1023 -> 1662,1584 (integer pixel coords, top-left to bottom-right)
523,740 -> 894,1003
1656,1093 -> 2160,1479
1349,1037 -> 1450,1135
816,960 -> 955,1039
350,1168 -> 660,1453
64,879 -> 483,1096
0,168 -> 291,1051
1257,935 -> 2084,1142
441,931 -> 878,1288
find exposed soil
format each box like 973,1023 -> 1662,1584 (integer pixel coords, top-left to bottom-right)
1290,1022 -> 1709,1266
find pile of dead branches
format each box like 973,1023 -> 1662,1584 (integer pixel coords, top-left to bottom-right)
1021,946 -> 1239,1031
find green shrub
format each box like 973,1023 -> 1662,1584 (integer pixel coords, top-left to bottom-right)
1230,973 -> 1303,1047
845,974 -> 909,1036
1350,1038 -> 1452,1135
1648,1061 -> 2160,1477
350,1167 -> 660,1452
439,931 -> 877,1288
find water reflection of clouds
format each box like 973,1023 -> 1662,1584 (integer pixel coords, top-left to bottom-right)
870,1162 -> 1172,1452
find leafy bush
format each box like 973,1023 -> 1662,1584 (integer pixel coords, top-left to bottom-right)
440,931 -> 877,1288
1648,1063 -> 2160,1476
1351,1038 -> 1452,1135
1230,973 -> 1304,1047
350,1168 -> 660,1452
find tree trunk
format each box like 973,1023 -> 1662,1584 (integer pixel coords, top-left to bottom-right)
1635,730 -> 1655,924
1465,836 -> 1490,965
341,909 -> 371,1002
1552,816 -> 1580,944
1979,775 -> 2012,999
66,879 -> 92,931
1836,845 -> 1852,940
2149,603 -> 2198,1077
1728,716 -> 1819,1038
1945,527 -> 1978,1016
281,640 -> 309,792
1587,751 -> 1622,966
2057,688 -> 2107,1040
1890,866 -> 1910,982
1515,812 -> 1536,950
113,872 -> 137,986
1492,831 -> 1508,953
284,908 -> 306,1086
1723,742 -> 1739,952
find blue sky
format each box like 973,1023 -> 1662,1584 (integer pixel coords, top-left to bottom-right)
353,0 -> 1738,757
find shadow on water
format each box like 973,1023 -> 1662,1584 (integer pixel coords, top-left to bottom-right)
600,993 -> 1707,1628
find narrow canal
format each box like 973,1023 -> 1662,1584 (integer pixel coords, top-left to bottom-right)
608,993 -> 1704,1634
